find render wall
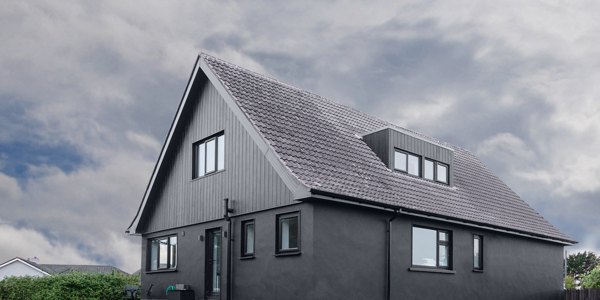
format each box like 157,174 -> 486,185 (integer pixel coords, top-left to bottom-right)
0,261 -> 46,280
140,77 -> 294,233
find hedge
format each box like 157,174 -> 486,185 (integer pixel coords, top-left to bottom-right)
0,271 -> 139,300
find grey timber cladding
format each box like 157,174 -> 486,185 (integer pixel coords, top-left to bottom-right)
363,128 -> 455,186
140,79 -> 294,233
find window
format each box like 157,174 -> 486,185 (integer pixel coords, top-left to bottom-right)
424,159 -> 434,180
149,236 -> 177,270
474,235 -> 483,270
241,220 -> 255,257
276,212 -> 300,254
412,226 -> 451,269
436,163 -> 448,184
194,133 -> 225,178
423,159 -> 449,184
394,150 -> 420,176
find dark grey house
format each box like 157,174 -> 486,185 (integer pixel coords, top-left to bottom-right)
127,53 -> 576,300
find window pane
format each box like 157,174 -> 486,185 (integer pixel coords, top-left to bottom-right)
206,139 -> 216,173
439,245 -> 449,267
394,151 -> 407,171
198,143 -> 206,177
213,232 -> 221,293
159,238 -> 168,269
170,237 -> 177,269
408,154 -> 420,176
424,160 -> 434,180
474,237 -> 480,268
150,240 -> 158,270
412,227 -> 437,266
246,223 -> 254,254
217,135 -> 225,170
439,232 -> 448,242
437,164 -> 448,183
281,217 -> 298,250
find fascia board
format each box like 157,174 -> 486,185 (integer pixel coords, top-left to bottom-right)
126,56 -> 202,234
199,57 -> 311,200
0,258 -> 50,275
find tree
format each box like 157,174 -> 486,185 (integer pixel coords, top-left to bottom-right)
581,268 -> 600,289
566,251 -> 599,277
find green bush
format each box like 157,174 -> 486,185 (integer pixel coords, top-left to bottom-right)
0,271 -> 139,300
581,268 -> 600,289
565,275 -> 576,289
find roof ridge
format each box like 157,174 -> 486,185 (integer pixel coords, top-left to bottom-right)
200,53 -> 460,151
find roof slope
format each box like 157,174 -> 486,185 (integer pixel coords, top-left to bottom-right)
203,54 -> 575,244
42,264 -> 129,275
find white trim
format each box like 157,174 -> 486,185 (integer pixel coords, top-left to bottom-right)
0,258 -> 50,275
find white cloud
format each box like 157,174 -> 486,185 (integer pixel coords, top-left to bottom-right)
0,172 -> 21,200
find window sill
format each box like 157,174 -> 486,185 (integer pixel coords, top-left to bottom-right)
472,269 -> 484,273
408,267 -> 455,274
274,252 -> 301,257
192,169 -> 225,181
145,269 -> 177,274
239,256 -> 255,260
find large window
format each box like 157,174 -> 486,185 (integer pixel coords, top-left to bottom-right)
412,226 -> 451,269
394,150 -> 420,176
194,132 -> 225,178
395,149 -> 449,185
149,236 -> 177,270
276,212 -> 300,254
241,220 -> 255,257
474,235 -> 483,270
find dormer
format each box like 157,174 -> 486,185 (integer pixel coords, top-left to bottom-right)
362,127 -> 454,186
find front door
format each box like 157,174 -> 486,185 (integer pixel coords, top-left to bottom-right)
206,229 -> 222,299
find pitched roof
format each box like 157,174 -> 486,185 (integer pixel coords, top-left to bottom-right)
0,258 -> 52,275
42,264 -> 128,275
201,54 -> 575,244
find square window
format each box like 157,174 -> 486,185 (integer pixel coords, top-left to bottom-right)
194,132 -> 225,179
277,212 -> 300,254
149,235 -> 177,270
242,220 -> 255,257
474,235 -> 483,270
436,163 -> 448,184
424,159 -> 434,180
412,226 -> 452,269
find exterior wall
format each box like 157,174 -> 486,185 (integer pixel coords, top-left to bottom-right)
141,203 -> 313,300
140,78 -> 294,233
311,201 -> 564,300
0,261 -> 46,279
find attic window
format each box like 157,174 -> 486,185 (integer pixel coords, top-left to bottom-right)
194,132 -> 225,178
394,150 -> 420,176
395,150 -> 449,185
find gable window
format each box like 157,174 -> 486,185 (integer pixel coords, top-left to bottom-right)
276,212 -> 300,254
241,220 -> 255,257
194,132 -> 225,178
149,236 -> 177,270
412,226 -> 451,269
394,150 -> 420,176
474,235 -> 483,270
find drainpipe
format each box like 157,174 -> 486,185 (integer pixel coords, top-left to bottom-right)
386,210 -> 400,300
224,198 -> 234,300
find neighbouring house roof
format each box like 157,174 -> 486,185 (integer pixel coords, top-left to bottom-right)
0,258 -> 128,276
128,53 -> 575,245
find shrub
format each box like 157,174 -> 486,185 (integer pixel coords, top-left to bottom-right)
565,275 -> 576,289
0,271 -> 139,300
581,268 -> 600,289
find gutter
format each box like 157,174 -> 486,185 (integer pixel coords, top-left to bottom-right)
386,210 -> 400,300
223,198 -> 234,300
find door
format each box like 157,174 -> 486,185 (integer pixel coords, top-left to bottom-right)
206,229 -> 222,299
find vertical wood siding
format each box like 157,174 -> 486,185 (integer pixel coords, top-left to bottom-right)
141,80 -> 294,232
363,128 -> 455,186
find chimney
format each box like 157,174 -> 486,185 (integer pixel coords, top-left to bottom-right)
29,257 -> 39,264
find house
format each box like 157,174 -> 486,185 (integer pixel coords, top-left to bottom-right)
0,257 -> 128,280
127,53 -> 576,300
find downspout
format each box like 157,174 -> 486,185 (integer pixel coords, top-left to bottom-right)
386,210 -> 400,300
224,198 -> 234,300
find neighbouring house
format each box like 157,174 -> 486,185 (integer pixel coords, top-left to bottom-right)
0,257 -> 128,280
126,53 -> 576,300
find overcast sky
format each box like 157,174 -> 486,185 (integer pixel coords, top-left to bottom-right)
1,0 -> 599,273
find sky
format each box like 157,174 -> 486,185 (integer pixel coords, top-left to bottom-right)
1,0 -> 599,274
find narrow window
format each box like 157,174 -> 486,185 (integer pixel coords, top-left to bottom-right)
394,151 -> 407,172
242,220 -> 255,257
474,235 -> 483,270
408,154 -> 420,176
148,236 -> 178,271
424,159 -> 434,180
436,163 -> 448,184
277,212 -> 300,254
412,226 -> 452,269
194,132 -> 225,179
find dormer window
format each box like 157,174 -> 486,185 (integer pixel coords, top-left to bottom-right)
424,159 -> 448,184
395,149 -> 449,185
394,150 -> 420,177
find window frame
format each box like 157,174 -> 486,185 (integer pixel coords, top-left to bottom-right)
241,219 -> 255,257
474,235 -> 483,271
394,149 -> 421,177
435,162 -> 449,184
276,211 -> 301,255
148,235 -> 177,271
411,225 -> 452,270
193,131 -> 225,179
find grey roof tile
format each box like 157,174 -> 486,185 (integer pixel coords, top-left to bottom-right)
202,54 -> 575,244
